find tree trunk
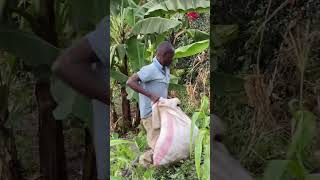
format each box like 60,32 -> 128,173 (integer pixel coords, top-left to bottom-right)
119,53 -> 131,133
121,87 -> 131,133
35,82 -> 67,180
82,128 -> 97,180
134,102 -> 140,128
0,85 -> 22,179
33,0 -> 67,179
0,127 -> 22,180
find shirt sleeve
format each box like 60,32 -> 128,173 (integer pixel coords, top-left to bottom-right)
137,65 -> 156,83
86,16 -> 109,65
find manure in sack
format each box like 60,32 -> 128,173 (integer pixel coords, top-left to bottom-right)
152,97 -> 199,166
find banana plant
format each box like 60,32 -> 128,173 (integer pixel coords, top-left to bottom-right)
189,96 -> 210,180
0,0 -> 108,179
110,0 -> 211,131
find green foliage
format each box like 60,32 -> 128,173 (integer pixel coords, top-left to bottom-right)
110,69 -> 128,86
0,28 -> 60,66
211,25 -> 239,48
132,17 -> 182,35
174,40 -> 209,59
262,110 -> 317,180
50,79 -> 93,121
189,96 -> 210,180
69,0 -> 108,31
186,29 -> 209,42
212,71 -> 245,96
145,0 -> 210,17
126,37 -> 146,72
288,111 -> 316,159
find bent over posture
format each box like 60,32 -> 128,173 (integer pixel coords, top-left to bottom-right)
126,41 -> 174,166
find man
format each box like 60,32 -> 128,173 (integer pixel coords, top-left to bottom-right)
51,16 -> 109,180
126,41 -> 175,166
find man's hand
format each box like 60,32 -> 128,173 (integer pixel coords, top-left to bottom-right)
127,74 -> 160,103
150,94 -> 160,103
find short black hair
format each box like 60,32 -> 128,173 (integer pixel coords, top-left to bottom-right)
156,41 -> 174,55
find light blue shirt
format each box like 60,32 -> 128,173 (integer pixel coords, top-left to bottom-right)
86,16 -> 108,179
137,57 -> 170,118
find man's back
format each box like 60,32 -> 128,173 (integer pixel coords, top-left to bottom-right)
137,58 -> 170,118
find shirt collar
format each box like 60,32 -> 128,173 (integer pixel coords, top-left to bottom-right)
153,57 -> 166,73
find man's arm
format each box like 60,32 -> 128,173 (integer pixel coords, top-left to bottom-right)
126,73 -> 159,103
51,38 -> 109,105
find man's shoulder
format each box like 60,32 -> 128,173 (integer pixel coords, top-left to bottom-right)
140,62 -> 157,71
86,16 -> 109,64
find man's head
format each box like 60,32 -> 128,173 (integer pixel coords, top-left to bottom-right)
156,41 -> 175,66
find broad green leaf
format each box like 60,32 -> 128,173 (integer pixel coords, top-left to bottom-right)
195,130 -> 206,179
174,40 -> 209,59
141,0 -> 167,9
286,160 -> 306,180
51,79 -> 76,120
110,45 -> 116,65
200,96 -> 209,114
126,86 -> 139,102
110,139 -> 135,146
145,0 -> 210,16
132,17 -> 182,35
211,25 -> 239,47
124,7 -> 136,27
51,79 -> 93,121
110,0 -> 134,16
116,44 -> 126,61
288,110 -> 316,158
190,112 -> 200,157
204,116 -> 210,129
186,29 -> 209,42
0,28 -> 60,66
212,71 -> 245,96
263,160 -> 291,180
203,136 -> 210,180
110,69 -> 128,85
126,37 -> 145,72
72,94 -> 93,121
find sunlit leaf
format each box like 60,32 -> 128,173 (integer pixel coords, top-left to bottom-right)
186,29 -> 209,42
190,112 -> 200,157
110,69 -> 128,85
174,40 -> 209,59
145,0 -> 210,16
126,37 -> 145,72
195,130 -> 206,179
132,17 -> 181,35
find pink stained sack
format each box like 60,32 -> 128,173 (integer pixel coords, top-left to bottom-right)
152,97 -> 199,166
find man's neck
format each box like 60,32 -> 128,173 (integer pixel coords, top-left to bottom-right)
155,56 -> 165,67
